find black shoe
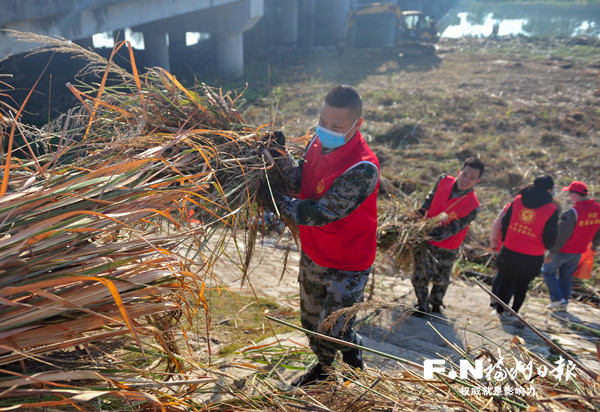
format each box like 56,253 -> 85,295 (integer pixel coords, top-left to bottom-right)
342,349 -> 364,370
412,304 -> 430,318
291,363 -> 328,387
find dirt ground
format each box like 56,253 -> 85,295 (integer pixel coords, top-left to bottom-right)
205,229 -> 600,384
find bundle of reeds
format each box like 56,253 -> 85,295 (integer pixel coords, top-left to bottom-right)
0,33 -> 280,408
377,197 -> 439,271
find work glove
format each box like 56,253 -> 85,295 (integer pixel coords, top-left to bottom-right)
266,130 -> 287,159
273,130 -> 286,146
257,181 -> 280,209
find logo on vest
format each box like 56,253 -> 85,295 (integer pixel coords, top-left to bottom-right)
316,179 -> 325,195
518,208 -> 536,224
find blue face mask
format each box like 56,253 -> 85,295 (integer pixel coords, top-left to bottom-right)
316,125 -> 346,149
316,119 -> 358,150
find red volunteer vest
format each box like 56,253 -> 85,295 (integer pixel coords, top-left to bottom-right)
299,131 -> 379,271
560,199 -> 600,253
504,195 -> 557,256
426,175 -> 480,250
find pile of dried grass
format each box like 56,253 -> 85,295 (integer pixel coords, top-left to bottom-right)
199,313 -> 600,412
275,337 -> 600,411
0,32 -> 281,409
376,197 -> 439,271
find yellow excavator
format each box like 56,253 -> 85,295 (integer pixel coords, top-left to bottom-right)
341,2 -> 439,55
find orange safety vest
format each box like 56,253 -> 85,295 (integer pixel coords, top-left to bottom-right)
504,195 -> 557,256
299,131 -> 380,271
426,175 -> 480,250
561,199 -> 600,254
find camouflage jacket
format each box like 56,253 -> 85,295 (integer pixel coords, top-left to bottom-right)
273,145 -> 379,227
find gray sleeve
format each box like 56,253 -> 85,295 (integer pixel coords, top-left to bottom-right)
276,162 -> 379,226
547,209 -> 576,256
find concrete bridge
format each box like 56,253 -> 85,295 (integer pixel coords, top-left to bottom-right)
0,0 -> 361,78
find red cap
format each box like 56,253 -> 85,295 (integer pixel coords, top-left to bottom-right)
562,181 -> 588,195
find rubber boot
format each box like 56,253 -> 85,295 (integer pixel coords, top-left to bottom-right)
291,363 -> 328,387
342,348 -> 364,370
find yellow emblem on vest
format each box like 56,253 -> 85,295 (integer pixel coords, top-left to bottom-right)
448,211 -> 458,221
316,179 -> 325,194
519,208 -> 536,224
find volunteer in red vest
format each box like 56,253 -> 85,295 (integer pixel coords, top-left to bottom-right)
412,158 -> 484,317
543,180 -> 600,311
266,85 -> 379,387
493,175 -> 558,319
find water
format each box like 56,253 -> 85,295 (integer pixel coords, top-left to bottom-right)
442,12 -> 527,38
92,28 -> 144,49
92,30 -> 208,49
439,1 -> 600,38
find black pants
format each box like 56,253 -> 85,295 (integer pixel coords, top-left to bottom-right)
494,247 -> 544,314
490,272 -> 514,310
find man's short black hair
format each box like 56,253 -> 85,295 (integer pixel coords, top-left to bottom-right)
461,157 -> 485,177
324,85 -> 363,120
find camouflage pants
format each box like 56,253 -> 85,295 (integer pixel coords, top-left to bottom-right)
298,251 -> 370,366
411,243 -> 459,309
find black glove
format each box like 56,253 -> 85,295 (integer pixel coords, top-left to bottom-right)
267,131 -> 287,158
257,182 -> 279,207
273,130 -> 286,146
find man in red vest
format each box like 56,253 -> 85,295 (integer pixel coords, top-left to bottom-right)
543,180 -> 600,311
266,85 -> 379,387
412,158 -> 484,317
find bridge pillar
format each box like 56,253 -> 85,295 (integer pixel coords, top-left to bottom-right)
216,32 -> 243,78
143,31 -> 170,72
330,0 -> 351,45
280,0 -> 298,45
169,31 -> 187,50
300,0 -> 316,48
302,0 -> 316,15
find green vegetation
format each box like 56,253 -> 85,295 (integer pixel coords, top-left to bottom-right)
201,290 -> 299,356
